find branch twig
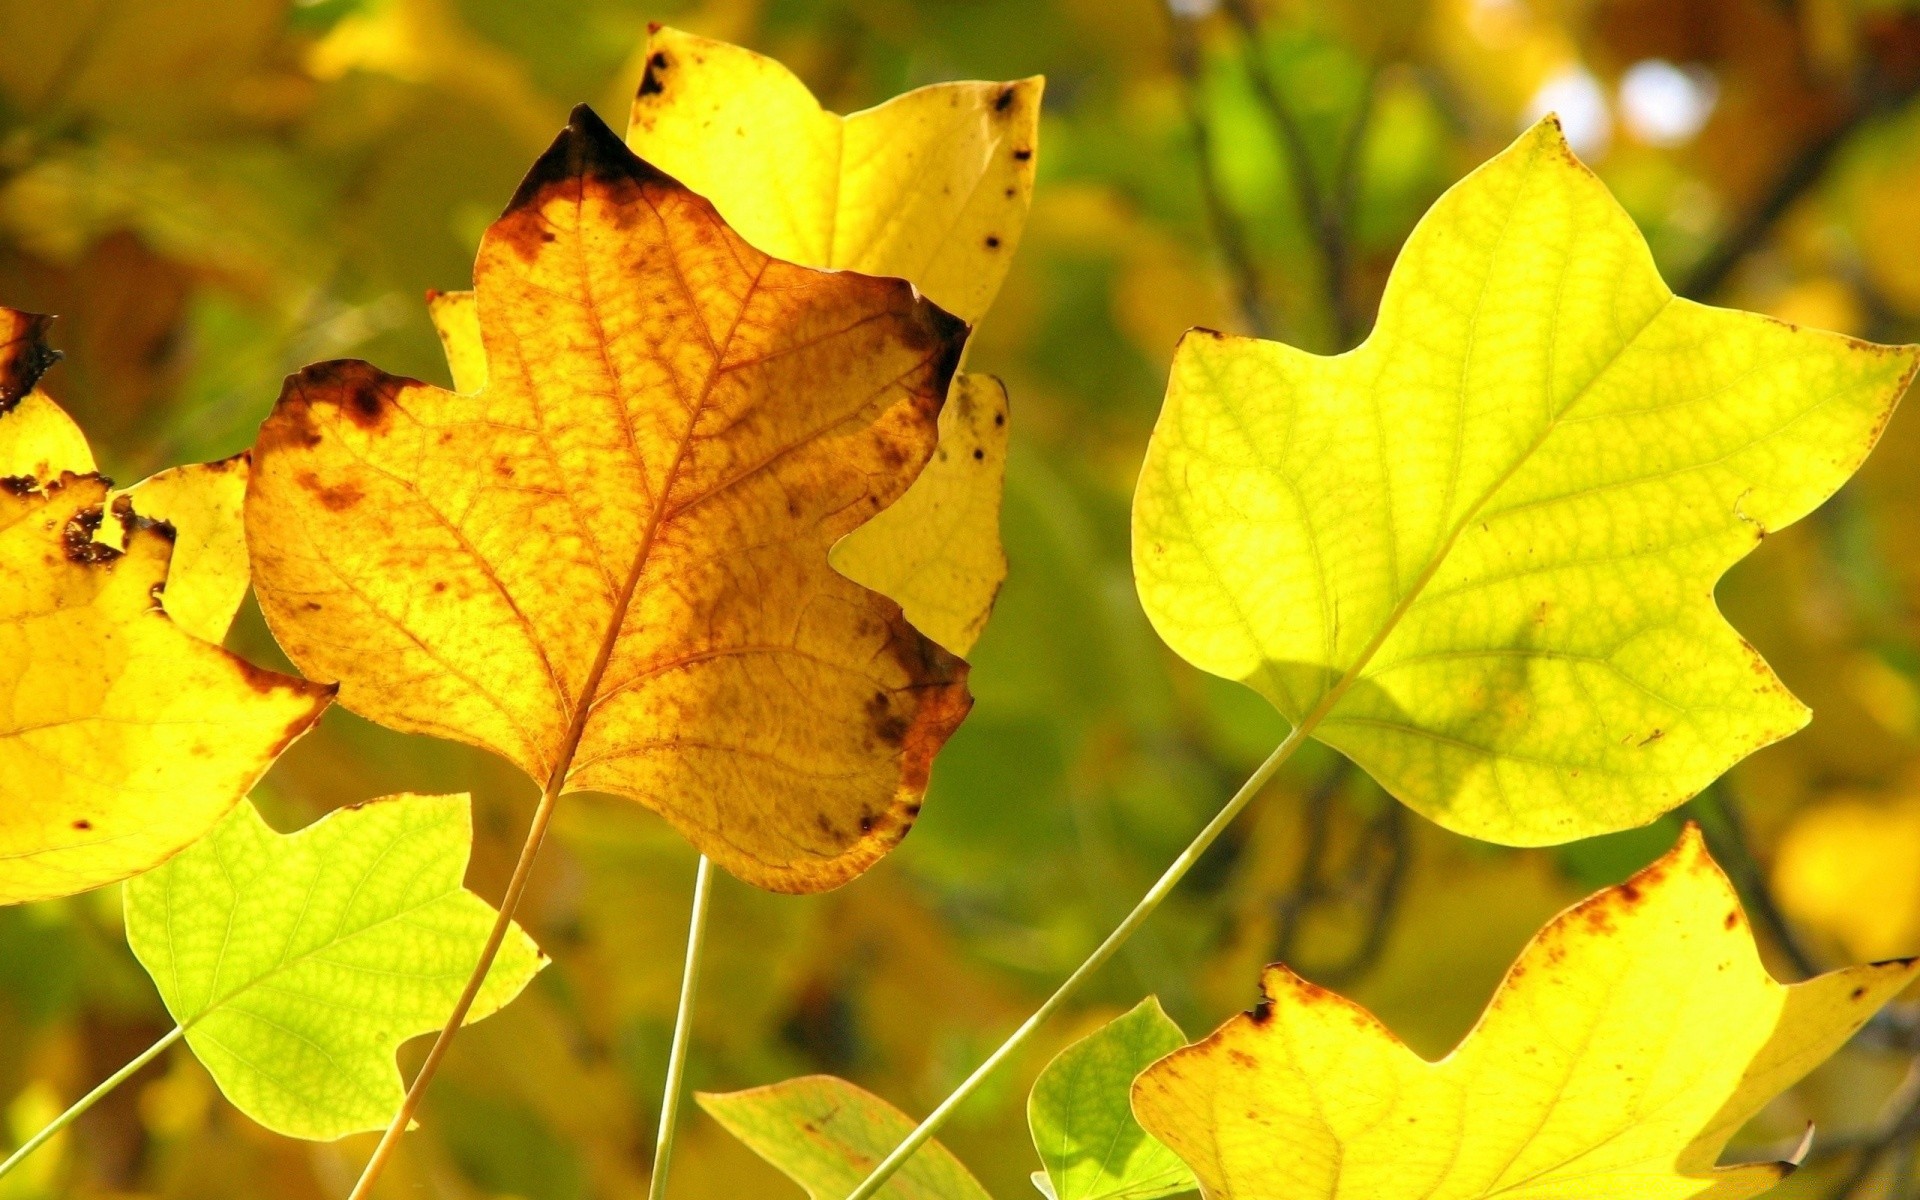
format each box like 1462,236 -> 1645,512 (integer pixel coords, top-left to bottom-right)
1167,9 -> 1276,339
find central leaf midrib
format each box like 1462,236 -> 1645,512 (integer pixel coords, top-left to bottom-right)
538,188 -> 769,798
1285,279 -> 1676,749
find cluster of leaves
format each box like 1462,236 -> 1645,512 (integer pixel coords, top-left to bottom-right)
6,4 -> 1920,1200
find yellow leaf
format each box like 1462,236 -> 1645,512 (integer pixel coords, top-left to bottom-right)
699,1075 -> 992,1200
627,27 -> 1037,656
830,374 -> 1010,656
626,26 -> 1040,328
0,474 -> 332,904
113,455 -> 251,644
0,308 -> 90,480
426,286 -> 486,394
1133,117 -> 1918,845
247,106 -> 972,893
1133,826 -> 1919,1200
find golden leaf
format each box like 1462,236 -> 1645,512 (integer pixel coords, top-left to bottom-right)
0,307 -> 90,480
247,106 -> 972,893
0,471 -> 331,903
1134,826 -> 1918,1200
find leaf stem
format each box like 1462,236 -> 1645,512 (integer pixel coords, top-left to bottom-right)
0,1023 -> 184,1179
841,718 -> 1316,1200
346,781 -> 563,1200
648,854 -> 715,1200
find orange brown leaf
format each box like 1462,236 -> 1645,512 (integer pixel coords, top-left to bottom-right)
246,106 -> 972,893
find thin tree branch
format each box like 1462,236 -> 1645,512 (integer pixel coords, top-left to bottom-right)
1680,65 -> 1920,302
1686,784 -> 1822,980
1167,9 -> 1276,339
1221,0 -> 1364,348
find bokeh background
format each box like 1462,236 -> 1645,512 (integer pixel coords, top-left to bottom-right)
5,0 -> 1920,1196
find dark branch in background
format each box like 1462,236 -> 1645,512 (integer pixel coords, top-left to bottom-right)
1680,59 -> 1920,302
1268,760 -> 1410,988
1827,1054 -> 1920,1200
1167,9 -> 1276,339
1685,784 -> 1822,980
1222,0 -> 1372,349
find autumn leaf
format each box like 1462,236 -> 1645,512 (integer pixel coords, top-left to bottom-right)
0,307 -> 88,480
246,105 -> 971,893
1028,998 -> 1197,1200
1132,826 -> 1920,1200
0,314 -> 331,905
1133,116 -> 1918,845
110,454 -> 250,644
627,27 -> 1039,655
123,794 -> 546,1139
697,1075 -> 990,1200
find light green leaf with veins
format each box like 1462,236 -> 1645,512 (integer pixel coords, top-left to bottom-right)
699,1075 -> 991,1200
1133,116 -> 1919,846
1029,997 -> 1196,1200
123,794 -> 546,1140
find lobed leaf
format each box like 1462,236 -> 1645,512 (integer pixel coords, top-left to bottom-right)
0,312 -> 330,904
247,106 -> 972,893
1133,117 -> 1920,845
698,1075 -> 990,1200
627,27 -> 1037,655
1028,997 -> 1197,1200
1132,826 -> 1920,1200
124,794 -> 546,1140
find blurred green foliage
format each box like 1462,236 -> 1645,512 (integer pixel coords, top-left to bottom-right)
7,0 -> 1920,1196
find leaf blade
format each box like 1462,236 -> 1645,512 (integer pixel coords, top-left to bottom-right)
123,794 -> 546,1140
699,1075 -> 991,1200
247,106 -> 971,892
1132,117 -> 1918,844
1131,826 -> 1920,1200
1029,998 -> 1196,1200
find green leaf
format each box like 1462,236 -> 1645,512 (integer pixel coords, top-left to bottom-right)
1029,998 -> 1196,1200
697,1075 -> 990,1200
122,794 -> 546,1140
1132,116 -> 1919,846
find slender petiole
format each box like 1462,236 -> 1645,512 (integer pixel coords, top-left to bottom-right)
0,1023 -> 186,1179
841,721 -> 1314,1200
648,854 -> 716,1200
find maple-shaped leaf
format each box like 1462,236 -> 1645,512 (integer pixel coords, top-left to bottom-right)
1029,998 -> 1196,1200
124,794 -> 546,1139
0,315 -> 331,905
698,1075 -> 991,1200
1133,117 -> 1919,845
246,105 -> 971,893
626,26 -> 1039,655
1132,826 -> 1920,1200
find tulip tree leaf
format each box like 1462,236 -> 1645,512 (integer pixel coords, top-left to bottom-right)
0,313 -> 331,905
1029,997 -> 1197,1200
112,454 -> 251,643
124,794 -> 546,1140
1133,117 -> 1920,845
698,1075 -> 991,1200
627,27 -> 1038,656
0,309 -> 90,479
247,106 -> 971,893
626,26 -> 1039,328
1133,826 -> 1920,1200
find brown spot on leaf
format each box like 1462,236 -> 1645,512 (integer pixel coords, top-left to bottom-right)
984,235 -> 1000,249
71,819 -> 91,831
995,87 -> 1015,112
296,470 -> 364,512
639,51 -> 668,97
1013,147 -> 1032,161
